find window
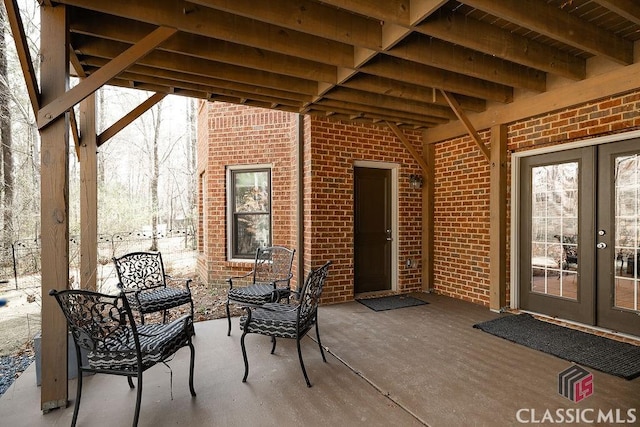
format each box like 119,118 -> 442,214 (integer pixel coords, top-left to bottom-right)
228,166 -> 272,259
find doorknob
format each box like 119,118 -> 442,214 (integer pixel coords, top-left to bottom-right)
386,229 -> 392,241
596,242 -> 607,249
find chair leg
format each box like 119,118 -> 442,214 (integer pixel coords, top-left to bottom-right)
240,330 -> 250,382
315,320 -> 327,363
296,337 -> 312,387
188,341 -> 197,396
127,376 -> 135,388
132,373 -> 143,427
270,336 -> 277,354
71,368 -> 83,427
226,300 -> 232,336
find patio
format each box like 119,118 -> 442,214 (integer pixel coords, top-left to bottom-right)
1,293 -> 638,426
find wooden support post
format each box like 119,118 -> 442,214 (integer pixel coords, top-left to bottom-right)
422,138 -> 435,292
489,124 -> 507,311
39,3 -> 69,412
80,91 -> 97,291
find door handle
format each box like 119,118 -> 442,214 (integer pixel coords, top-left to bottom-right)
596,242 -> 607,249
386,229 -> 392,241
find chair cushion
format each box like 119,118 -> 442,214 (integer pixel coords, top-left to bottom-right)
88,316 -> 193,371
240,303 -> 300,339
130,287 -> 192,314
228,284 -> 278,305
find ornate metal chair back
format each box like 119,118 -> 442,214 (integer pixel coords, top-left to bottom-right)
253,246 -> 295,285
113,251 -> 166,292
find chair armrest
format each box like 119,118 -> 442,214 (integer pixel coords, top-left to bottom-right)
227,271 -> 255,289
166,276 -> 193,292
271,272 -> 294,288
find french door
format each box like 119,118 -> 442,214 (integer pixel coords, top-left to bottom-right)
519,139 -> 640,336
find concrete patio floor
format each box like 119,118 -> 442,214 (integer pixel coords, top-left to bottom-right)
1,293 -> 639,426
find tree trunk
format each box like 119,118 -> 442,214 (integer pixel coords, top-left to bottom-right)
0,7 -> 14,248
149,102 -> 162,252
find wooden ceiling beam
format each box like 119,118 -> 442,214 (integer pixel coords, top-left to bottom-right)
74,39 -> 318,95
69,9 -> 337,83
57,0 -> 355,68
362,55 -> 513,103
105,71 -> 305,108
309,104 -> 440,128
37,25 -> 176,129
465,0 -> 633,65
316,98 -> 449,125
342,74 -> 485,113
418,12 -> 586,81
592,0 -> 640,26
388,34 -> 546,91
311,0 -> 410,25
189,0 -> 382,50
324,87 -> 455,120
81,60 -> 312,102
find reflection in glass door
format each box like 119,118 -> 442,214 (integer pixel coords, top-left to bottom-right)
519,147 -> 595,325
598,141 -> 640,336
530,162 -> 579,300
614,154 -> 639,311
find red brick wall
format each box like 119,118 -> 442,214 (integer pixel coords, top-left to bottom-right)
197,103 -> 424,303
196,102 -> 298,285
433,133 -> 492,305
198,90 -> 640,308
431,89 -> 640,306
306,116 -> 424,303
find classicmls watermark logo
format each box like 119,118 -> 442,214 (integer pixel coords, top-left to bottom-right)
558,364 -> 593,403
515,364 -> 637,424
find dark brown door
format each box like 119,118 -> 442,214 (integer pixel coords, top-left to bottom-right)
354,167 -> 392,293
519,147 -> 596,325
596,140 -> 640,336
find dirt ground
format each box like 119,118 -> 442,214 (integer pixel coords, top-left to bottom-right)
0,259 -> 241,357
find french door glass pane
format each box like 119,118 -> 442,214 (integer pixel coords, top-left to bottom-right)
530,163 -> 579,300
614,154 -> 640,312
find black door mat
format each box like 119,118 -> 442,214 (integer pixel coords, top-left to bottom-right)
473,313 -> 640,380
357,295 -> 428,312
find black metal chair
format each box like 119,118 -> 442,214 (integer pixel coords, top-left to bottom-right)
49,289 -> 196,427
113,251 -> 194,324
239,261 -> 331,387
226,246 -> 295,336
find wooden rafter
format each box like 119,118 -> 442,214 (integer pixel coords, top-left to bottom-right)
592,0 -> 640,26
37,25 -> 177,129
465,0 -> 633,65
440,90 -> 490,162
418,12 -> 585,81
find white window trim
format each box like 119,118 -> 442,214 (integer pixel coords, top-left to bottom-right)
510,129 -> 640,309
226,164 -> 273,263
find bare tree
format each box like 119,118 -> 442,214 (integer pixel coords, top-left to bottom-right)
0,5 -> 14,247
149,100 -> 162,251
